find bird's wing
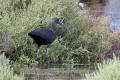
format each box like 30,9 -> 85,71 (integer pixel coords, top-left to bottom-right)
29,28 -> 56,43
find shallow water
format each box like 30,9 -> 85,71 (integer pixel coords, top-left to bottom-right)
16,64 -> 93,80
105,0 -> 120,31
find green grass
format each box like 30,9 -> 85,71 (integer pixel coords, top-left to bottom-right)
86,57 -> 120,80
0,0 -> 118,66
0,54 -> 24,80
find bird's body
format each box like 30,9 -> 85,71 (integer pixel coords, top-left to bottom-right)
78,2 -> 84,11
28,28 -> 56,46
28,17 -> 71,64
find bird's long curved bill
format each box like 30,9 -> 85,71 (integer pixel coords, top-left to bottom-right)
59,22 -> 71,34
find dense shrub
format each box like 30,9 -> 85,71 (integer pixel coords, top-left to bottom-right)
0,0 -> 117,65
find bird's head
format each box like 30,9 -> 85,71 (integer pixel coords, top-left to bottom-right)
52,17 -> 61,24
52,17 -> 71,34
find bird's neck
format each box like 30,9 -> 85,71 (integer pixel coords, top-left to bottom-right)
51,22 -> 57,34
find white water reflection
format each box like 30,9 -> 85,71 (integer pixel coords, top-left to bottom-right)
15,64 -> 91,80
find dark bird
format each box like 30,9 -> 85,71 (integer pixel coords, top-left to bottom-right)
28,17 -> 71,64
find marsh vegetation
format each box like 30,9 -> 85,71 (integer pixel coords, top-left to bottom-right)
0,0 -> 117,66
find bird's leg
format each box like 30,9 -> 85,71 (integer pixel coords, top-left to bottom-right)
46,44 -> 50,64
46,48 -> 50,64
36,46 -> 40,60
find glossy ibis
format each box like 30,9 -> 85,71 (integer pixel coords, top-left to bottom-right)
28,17 -> 71,64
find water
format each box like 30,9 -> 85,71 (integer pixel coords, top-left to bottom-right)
105,0 -> 120,32
15,64 -> 93,80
